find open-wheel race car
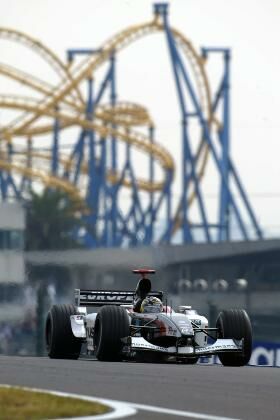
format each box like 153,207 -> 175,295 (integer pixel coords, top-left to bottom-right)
45,269 -> 252,365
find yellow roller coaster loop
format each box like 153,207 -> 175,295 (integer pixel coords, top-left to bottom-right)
0,159 -> 83,207
3,20 -> 211,136
0,28 -> 84,105
0,96 -> 174,172
11,149 -> 159,193
0,9 -> 215,239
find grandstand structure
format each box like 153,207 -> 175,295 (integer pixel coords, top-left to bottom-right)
0,3 -> 262,247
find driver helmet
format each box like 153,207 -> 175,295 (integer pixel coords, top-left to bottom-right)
140,296 -> 163,313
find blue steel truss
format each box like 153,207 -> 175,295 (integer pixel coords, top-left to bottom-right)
62,48 -> 173,248
156,3 -> 262,243
0,2 -> 263,247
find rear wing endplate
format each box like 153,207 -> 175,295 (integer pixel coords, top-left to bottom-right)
75,289 -> 163,307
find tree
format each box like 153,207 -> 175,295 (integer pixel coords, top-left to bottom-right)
25,189 -> 84,250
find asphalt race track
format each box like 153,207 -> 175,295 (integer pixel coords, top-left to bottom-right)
0,356 -> 279,420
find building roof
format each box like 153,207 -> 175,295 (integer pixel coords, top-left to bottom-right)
25,239 -> 280,269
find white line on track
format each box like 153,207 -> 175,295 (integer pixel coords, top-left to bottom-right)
0,384 -> 241,420
129,402 -> 241,420
0,385 -> 136,419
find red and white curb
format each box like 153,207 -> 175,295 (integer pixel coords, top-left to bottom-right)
0,385 -> 241,420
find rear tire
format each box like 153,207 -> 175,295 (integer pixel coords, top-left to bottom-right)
45,304 -> 82,359
216,309 -> 252,366
94,305 -> 130,361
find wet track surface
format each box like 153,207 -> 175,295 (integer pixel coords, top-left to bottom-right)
0,356 -> 279,419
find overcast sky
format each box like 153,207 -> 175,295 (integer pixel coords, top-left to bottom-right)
1,0 -> 280,238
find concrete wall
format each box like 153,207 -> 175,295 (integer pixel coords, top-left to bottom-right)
0,252 -> 25,284
0,202 -> 25,230
0,202 -> 25,284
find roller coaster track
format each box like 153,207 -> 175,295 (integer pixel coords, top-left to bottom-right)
0,12 -> 214,237
1,20 -> 211,133
0,159 -> 83,206
0,28 -> 84,105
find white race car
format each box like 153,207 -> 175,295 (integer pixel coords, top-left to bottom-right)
45,269 -> 252,365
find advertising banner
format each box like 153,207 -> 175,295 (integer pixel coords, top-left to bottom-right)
199,341 -> 280,367
249,341 -> 280,367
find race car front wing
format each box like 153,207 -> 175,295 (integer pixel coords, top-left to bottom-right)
127,337 -> 243,356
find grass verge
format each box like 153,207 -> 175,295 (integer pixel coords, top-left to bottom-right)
0,386 -> 110,420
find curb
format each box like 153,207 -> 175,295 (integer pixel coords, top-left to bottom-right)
0,385 -> 136,419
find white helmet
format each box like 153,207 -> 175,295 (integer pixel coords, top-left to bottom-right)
140,296 -> 163,313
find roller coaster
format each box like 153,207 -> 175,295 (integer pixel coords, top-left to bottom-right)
0,3 -> 262,247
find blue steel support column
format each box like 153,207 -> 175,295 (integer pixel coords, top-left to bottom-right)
159,3 -> 211,242
73,133 -> 85,185
165,170 -> 173,243
0,135 -> 4,198
6,143 -> 13,197
52,107 -> 60,176
206,47 -> 262,240
218,50 -> 230,241
100,137 -> 109,246
0,173 -> 6,199
27,137 -> 33,192
182,73 -> 248,238
156,4 -> 192,242
125,141 -> 136,246
121,132 -> 147,246
68,50 -> 128,247
205,47 -> 263,240
148,125 -> 155,243
7,142 -> 20,199
229,160 -> 263,238
86,77 -> 97,247
110,52 -> 118,246
105,142 -> 111,247
182,115 -> 191,243
20,136 -> 33,193
0,141 -> 8,199
168,35 -> 249,240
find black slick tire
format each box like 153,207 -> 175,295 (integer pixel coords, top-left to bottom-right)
216,309 -> 252,366
45,304 -> 82,359
94,305 -> 130,361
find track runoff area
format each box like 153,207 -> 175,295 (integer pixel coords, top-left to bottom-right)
0,356 -> 279,420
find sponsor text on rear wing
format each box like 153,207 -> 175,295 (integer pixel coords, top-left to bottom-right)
74,289 -> 163,306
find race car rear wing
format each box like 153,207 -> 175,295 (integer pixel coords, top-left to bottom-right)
74,289 -> 163,307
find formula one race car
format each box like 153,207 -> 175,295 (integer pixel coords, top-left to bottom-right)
45,269 -> 252,366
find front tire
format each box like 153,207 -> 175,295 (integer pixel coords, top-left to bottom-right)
216,309 -> 252,366
94,305 -> 130,361
45,304 -> 82,359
